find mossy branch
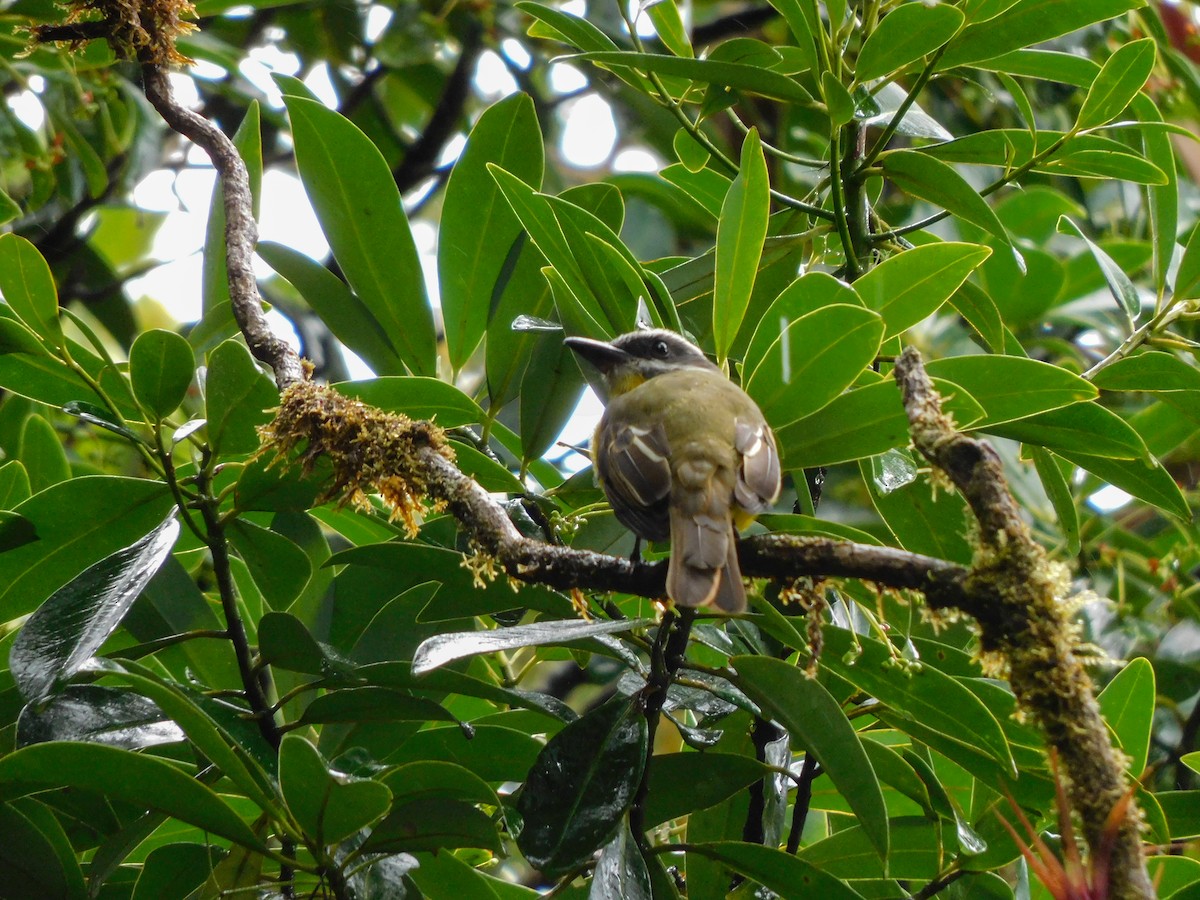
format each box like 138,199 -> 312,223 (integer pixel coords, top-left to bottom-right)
894,346 -> 1152,900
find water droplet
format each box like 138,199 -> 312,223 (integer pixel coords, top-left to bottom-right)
955,810 -> 988,855
510,315 -> 561,332
872,449 -> 918,494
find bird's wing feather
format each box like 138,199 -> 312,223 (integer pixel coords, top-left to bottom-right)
734,418 -> 782,513
597,416 -> 672,540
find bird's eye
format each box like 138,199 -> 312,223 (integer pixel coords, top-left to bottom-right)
653,340 -> 670,358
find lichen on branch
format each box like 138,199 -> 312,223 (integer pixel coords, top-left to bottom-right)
31,0 -> 197,64
259,381 -> 455,537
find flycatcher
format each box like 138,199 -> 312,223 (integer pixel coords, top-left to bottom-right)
565,330 -> 781,613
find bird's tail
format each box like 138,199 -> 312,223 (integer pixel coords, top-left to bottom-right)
667,503 -> 746,613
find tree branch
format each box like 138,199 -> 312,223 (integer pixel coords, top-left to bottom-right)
894,346 -> 1153,900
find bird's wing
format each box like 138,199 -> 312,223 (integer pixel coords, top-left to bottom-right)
597,415 -> 672,540
733,418 -> 781,514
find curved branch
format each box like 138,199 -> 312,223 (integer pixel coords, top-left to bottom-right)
894,346 -> 1153,900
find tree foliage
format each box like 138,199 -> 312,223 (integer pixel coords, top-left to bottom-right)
0,0 -> 1199,897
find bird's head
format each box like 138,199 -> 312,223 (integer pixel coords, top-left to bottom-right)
564,330 -> 718,398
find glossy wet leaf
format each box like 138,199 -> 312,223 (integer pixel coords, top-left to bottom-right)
61,400 -> 141,443
0,742 -> 265,850
856,2 -> 964,82
441,93 -> 543,371
1075,39 -> 1156,131
15,685 -> 183,749
127,328 -> 195,419
517,695 -> 647,876
745,304 -> 884,428
1098,656 -> 1155,776
591,817 -> 651,900
854,242 -> 992,339
685,842 -> 864,898
734,655 -> 889,860
204,339 -> 278,456
10,512 -> 179,704
279,734 -> 392,845
413,617 -> 652,675
713,129 -> 769,361
285,96 -> 437,375
0,233 -> 61,346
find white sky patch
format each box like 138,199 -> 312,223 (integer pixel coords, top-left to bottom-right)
240,44 -> 302,107
168,73 -> 201,109
559,94 -> 616,168
258,170 -> 329,262
501,38 -> 532,70
557,387 -> 604,473
1087,484 -> 1134,513
474,51 -> 519,100
303,63 -> 340,108
614,147 -> 661,173
365,5 -> 394,43
8,90 -> 45,132
549,62 -> 588,94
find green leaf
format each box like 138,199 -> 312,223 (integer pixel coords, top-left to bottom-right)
685,842 -> 864,898
591,818 -> 652,899
713,129 -> 770,361
1056,450 -> 1190,521
1041,148 -> 1166,184
798,817 -> 941,880
284,96 -> 436,375
204,339 -> 278,456
299,688 -> 455,727
0,460 -> 31,509
413,617 -> 653,675
940,0 -> 1146,69
519,326 -> 587,465
1159,792 -> 1200,840
129,329 -> 195,419
573,52 -> 813,104
131,844 -> 221,900
386,723 -> 543,782
364,798 -> 500,854
744,272 -> 863,368
484,235 -> 554,410
0,742 -> 265,850
1097,657 -> 1155,776
775,376 -> 985,467
984,401 -> 1149,459
820,626 -> 1015,774
259,241 -> 405,376
0,476 -> 173,621
821,72 -> 856,126
0,187 -> 21,225
20,414 -> 69,493
227,519 -> 312,609
1075,39 -> 1156,131
517,1 -> 621,53
660,164 -> 731,219
0,800 -> 85,900
1175,221 -> 1200,302
0,234 -> 62,347
1031,448 -> 1080,555
279,734 -> 392,845
202,102 -> 262,314
745,304 -> 884,428
924,355 -> 1097,427
1057,217 -> 1140,324
517,695 -> 647,876
882,150 -> 1010,245
640,752 -> 768,828
1092,351 -> 1200,393
334,376 -> 485,427
441,93 -> 543,371
864,461 -> 975,564
10,512 -> 178,704
854,242 -> 991,339
856,3 -> 965,82
15,684 -> 182,749
734,656 -> 889,861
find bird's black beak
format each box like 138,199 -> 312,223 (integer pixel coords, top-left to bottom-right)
563,336 -> 630,373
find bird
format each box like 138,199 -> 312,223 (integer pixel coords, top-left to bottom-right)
564,329 -> 781,613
